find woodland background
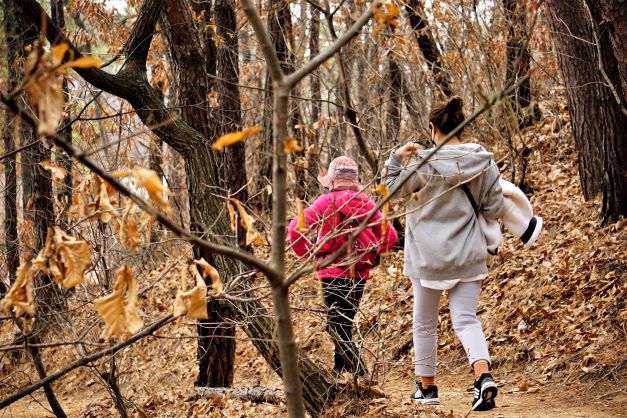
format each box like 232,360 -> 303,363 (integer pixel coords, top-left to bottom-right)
0,0 -> 625,417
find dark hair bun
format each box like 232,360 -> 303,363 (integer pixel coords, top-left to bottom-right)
447,96 -> 463,113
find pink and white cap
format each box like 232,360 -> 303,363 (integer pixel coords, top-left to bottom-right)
317,156 -> 361,191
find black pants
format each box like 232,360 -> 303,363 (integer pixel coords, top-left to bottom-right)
321,278 -> 367,375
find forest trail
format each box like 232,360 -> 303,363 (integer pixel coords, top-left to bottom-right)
4,367 -> 626,417
381,371 -> 627,418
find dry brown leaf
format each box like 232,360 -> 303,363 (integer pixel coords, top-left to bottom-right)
113,169 -> 172,215
231,198 -> 267,246
0,262 -> 35,318
283,137 -> 302,154
173,264 -> 208,319
95,182 -> 117,223
65,55 -> 102,69
227,201 -> 236,232
371,2 -> 400,36
212,126 -> 261,151
194,258 -> 223,294
32,226 -> 92,288
39,160 -> 67,186
93,266 -> 143,340
119,205 -> 142,250
375,183 -> 390,240
295,200 -> 308,233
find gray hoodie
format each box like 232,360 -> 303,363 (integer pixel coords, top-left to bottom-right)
384,143 -> 504,281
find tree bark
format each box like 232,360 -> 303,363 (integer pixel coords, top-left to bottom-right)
307,5 -> 321,197
387,46 -> 403,145
17,1 -> 335,415
545,0 -> 627,222
404,0 -> 453,97
51,0 -> 73,228
503,0 -> 531,126
161,0 -> 237,388
583,0 -> 627,222
2,0 -> 23,292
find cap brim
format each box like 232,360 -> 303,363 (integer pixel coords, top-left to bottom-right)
317,171 -> 332,188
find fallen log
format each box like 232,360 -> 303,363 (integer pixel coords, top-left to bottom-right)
188,386 -> 284,404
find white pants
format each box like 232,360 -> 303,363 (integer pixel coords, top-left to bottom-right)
411,278 -> 491,376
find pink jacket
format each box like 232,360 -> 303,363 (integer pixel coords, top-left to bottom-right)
288,190 -> 398,280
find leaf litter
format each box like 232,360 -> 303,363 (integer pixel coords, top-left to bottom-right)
1,103 -> 625,417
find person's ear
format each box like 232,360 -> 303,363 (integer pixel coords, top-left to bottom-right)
429,123 -> 435,139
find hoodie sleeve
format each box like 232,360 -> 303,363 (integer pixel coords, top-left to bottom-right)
479,162 -> 505,221
383,152 -> 427,198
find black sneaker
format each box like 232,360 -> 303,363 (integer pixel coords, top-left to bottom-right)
472,373 -> 498,411
410,382 -> 440,405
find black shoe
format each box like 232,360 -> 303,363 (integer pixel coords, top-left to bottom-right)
472,373 -> 497,411
410,382 -> 440,405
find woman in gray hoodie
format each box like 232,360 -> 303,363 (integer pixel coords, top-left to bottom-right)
383,96 -> 504,411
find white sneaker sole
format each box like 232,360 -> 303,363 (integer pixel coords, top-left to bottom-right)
472,382 -> 498,410
412,398 -> 440,406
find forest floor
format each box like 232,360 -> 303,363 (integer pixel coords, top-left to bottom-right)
1,102 -> 626,417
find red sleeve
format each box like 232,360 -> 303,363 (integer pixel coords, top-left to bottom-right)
288,196 -> 325,257
370,210 -> 398,254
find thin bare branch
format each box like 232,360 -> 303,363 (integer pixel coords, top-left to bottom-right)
240,0 -> 285,83
0,93 -> 278,280
0,315 -> 175,410
286,2 -> 378,86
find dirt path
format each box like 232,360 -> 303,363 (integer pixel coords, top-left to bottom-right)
382,371 -> 627,418
2,370 -> 625,417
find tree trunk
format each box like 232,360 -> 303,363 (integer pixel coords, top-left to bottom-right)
545,0 -> 627,223
404,0 -> 452,98
583,0 -> 627,222
503,0 -> 531,126
307,5 -> 321,197
161,0 -> 236,388
18,2 -> 335,415
51,0 -> 73,228
387,46 -> 403,146
2,0 -> 22,292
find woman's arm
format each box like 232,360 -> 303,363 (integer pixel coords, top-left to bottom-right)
480,163 -> 505,221
383,143 -> 426,197
287,200 -> 323,257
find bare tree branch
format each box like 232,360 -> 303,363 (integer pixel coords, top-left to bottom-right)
0,94 -> 278,279
123,0 -> 165,71
0,315 -> 175,409
240,0 -> 285,83
286,3 -> 377,86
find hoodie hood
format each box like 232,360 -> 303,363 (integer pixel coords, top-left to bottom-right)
417,144 -> 494,185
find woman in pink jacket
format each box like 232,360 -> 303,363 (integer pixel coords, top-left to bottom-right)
288,156 -> 397,376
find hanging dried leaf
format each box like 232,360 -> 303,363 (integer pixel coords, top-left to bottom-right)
50,42 -> 69,65
95,182 -> 117,223
194,258 -> 223,295
93,266 -> 143,340
212,126 -> 261,151
173,264 -> 208,319
283,137 -> 302,154
113,169 -> 173,215
22,41 -> 99,136
371,2 -> 400,36
232,198 -> 267,246
39,160 -> 67,186
375,183 -> 390,239
0,262 -> 35,318
64,55 -> 102,69
68,192 -> 86,222
119,205 -> 142,250
227,201 -> 237,232
32,226 -> 92,288
295,200 -> 308,232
